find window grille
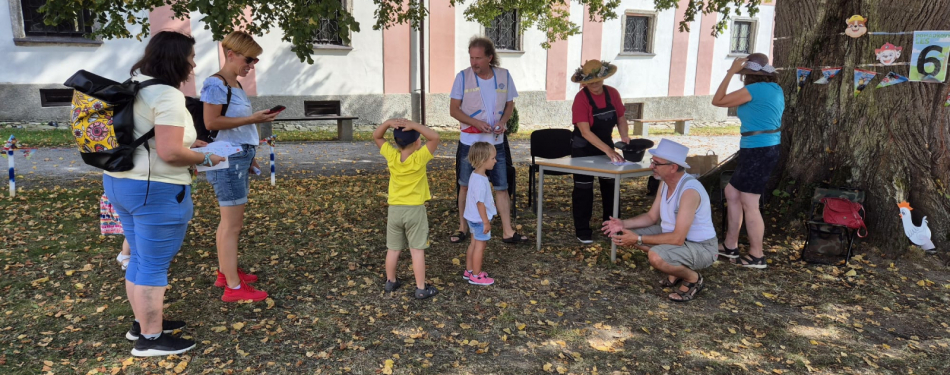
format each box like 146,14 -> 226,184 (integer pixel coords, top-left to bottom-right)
486,10 -> 520,51
313,0 -> 347,46
623,16 -> 651,53
20,0 -> 93,38
730,21 -> 753,54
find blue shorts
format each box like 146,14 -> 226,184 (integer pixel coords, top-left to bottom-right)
206,145 -> 256,206
467,220 -> 491,241
458,142 -> 507,190
104,175 -> 193,287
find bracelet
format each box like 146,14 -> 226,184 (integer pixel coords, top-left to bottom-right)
199,152 -> 213,167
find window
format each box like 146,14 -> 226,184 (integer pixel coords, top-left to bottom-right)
312,0 -> 348,46
727,106 -> 738,117
39,89 -> 74,107
623,15 -> 652,53
730,20 -> 756,55
19,0 -> 93,38
486,10 -> 520,51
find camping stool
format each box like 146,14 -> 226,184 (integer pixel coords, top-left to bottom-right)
801,187 -> 865,265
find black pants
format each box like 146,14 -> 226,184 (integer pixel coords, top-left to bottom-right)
571,146 -> 620,237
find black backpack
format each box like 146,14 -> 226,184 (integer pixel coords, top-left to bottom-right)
186,74 -> 239,143
64,70 -> 169,172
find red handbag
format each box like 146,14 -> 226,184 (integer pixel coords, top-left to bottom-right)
820,197 -> 868,238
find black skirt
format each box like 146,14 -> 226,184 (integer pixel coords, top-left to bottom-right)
729,145 -> 780,195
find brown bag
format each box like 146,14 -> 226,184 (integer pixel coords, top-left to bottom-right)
685,151 -> 718,176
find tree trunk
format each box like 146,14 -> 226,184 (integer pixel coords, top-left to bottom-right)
772,0 -> 950,256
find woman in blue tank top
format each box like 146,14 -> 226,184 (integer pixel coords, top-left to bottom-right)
711,53 -> 785,269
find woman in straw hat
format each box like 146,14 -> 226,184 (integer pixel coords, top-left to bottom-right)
569,60 -> 630,244
711,53 -> 785,269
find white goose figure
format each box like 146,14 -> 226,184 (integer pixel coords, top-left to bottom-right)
898,201 -> 935,251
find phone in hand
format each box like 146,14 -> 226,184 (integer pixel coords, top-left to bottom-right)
265,105 -> 286,114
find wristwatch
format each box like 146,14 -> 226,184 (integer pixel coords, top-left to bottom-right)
636,235 -> 643,246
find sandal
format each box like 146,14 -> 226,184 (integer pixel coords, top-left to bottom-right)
449,231 -> 468,244
502,232 -> 529,244
737,255 -> 767,269
658,276 -> 682,288
668,274 -> 704,302
718,245 -> 740,260
414,284 -> 439,300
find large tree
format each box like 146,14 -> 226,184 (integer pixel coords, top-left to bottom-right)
772,0 -> 949,255
39,0 -> 758,62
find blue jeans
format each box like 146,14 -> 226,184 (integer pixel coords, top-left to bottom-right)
104,175 -> 193,287
457,142 -> 508,190
467,220 -> 491,241
206,144 -> 256,206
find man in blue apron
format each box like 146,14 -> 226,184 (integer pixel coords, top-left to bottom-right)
569,60 -> 630,244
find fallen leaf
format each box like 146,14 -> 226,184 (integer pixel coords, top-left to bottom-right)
232,322 -> 245,330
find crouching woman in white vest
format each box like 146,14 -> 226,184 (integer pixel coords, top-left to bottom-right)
602,139 -> 718,302
448,37 -> 529,246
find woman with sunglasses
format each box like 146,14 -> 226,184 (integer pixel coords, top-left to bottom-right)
201,31 -> 278,302
711,53 -> 785,269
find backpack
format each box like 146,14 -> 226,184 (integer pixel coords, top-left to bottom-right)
820,197 -> 868,238
65,70 -> 169,172
186,74 -> 238,143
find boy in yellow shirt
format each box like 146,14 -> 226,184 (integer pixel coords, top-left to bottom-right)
373,118 -> 441,299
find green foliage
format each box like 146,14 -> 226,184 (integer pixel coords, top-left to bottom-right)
506,107 -> 520,134
39,0 -> 759,63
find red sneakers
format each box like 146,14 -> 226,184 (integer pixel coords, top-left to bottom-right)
221,281 -> 268,302
214,269 -> 259,288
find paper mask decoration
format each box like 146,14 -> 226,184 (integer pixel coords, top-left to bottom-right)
853,69 -> 877,97
814,67 -> 842,84
845,15 -> 868,38
796,68 -> 812,93
875,43 -> 903,65
898,201 -> 935,252
876,72 -> 908,88
910,31 -> 950,83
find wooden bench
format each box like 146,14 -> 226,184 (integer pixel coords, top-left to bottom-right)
630,118 -> 693,136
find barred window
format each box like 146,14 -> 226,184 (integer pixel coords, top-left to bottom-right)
623,15 -> 651,53
486,10 -> 520,51
20,0 -> 93,38
730,20 -> 755,54
312,0 -> 348,46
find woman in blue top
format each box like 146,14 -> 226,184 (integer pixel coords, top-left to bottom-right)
201,31 -> 278,302
711,53 -> 784,269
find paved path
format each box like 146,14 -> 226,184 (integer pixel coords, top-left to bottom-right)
12,135 -> 739,189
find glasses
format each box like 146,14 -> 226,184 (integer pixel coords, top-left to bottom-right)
244,56 -> 259,64
650,159 -> 676,167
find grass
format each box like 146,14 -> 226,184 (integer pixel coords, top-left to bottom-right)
0,128 -> 73,148
1,166 -> 949,374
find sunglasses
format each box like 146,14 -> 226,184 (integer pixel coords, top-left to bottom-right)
244,56 -> 259,64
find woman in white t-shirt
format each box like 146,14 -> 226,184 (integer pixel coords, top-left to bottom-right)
201,31 -> 278,303
104,31 -> 224,357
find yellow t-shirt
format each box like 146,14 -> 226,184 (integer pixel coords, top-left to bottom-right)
381,143 -> 433,205
104,75 -> 197,185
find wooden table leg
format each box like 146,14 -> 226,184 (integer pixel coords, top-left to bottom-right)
338,119 -> 354,141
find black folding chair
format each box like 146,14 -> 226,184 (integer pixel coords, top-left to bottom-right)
527,129 -> 573,209
801,187 -> 865,265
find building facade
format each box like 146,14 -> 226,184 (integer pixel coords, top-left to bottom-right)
0,0 -> 776,126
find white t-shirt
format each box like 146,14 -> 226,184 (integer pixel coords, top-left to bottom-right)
104,74 -> 196,185
463,173 -> 497,223
450,71 -> 519,146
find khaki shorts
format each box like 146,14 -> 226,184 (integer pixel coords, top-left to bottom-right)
633,225 -> 718,270
387,205 -> 430,250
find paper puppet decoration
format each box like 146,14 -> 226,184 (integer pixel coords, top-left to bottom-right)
910,31 -> 950,83
875,43 -> 903,65
814,67 -> 842,84
2,135 -> 37,160
796,68 -> 812,93
898,201 -> 935,253
845,15 -> 868,38
853,69 -> 877,97
876,72 -> 908,88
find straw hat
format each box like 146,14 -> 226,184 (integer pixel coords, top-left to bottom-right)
571,60 -> 618,84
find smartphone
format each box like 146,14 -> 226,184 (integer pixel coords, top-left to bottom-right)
265,105 -> 286,114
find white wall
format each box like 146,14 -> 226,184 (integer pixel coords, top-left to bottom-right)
0,0 -> 149,84
601,0 -> 678,99
708,4 -> 776,94
683,19 -> 701,95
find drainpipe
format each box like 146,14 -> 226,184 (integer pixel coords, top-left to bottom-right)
419,2 -> 426,125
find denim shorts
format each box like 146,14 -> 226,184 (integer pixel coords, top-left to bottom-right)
104,175 -> 193,287
206,144 -> 256,206
467,220 -> 491,241
458,142 -> 507,190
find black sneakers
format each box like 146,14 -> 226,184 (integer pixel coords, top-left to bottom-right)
577,235 -> 594,244
384,279 -> 403,292
130,332 -> 196,357
126,320 -> 187,341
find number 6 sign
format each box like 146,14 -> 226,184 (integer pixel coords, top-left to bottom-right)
910,31 -> 950,83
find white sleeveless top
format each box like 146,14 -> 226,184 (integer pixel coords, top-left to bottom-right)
659,174 -> 717,242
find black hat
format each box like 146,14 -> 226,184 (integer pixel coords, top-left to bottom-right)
393,128 -> 420,147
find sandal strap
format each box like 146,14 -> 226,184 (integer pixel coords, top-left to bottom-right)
740,255 -> 765,265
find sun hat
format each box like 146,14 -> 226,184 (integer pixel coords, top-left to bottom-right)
393,127 -> 420,147
737,53 -> 777,76
571,60 -> 618,84
647,139 -> 691,169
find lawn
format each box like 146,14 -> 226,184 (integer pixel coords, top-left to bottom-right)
1,164 -> 948,374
